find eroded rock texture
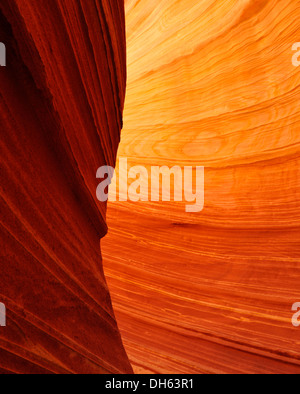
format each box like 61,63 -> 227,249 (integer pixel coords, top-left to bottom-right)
0,0 -> 132,374
102,0 -> 300,374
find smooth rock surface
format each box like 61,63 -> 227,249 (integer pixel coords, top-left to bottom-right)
103,0 -> 300,374
0,0 -> 132,374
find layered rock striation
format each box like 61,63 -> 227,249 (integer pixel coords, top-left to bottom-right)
102,0 -> 300,374
0,0 -> 132,374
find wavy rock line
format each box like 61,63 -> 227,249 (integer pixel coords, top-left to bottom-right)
102,0 -> 300,374
0,0 -> 132,374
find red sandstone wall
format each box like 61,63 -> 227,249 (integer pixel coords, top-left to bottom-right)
0,0 -> 132,374
102,0 -> 300,374
1,0 -> 300,376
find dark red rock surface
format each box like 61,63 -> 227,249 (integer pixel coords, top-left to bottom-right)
0,0 -> 132,374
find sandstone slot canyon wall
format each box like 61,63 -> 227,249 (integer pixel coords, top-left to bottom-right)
102,0 -> 300,374
0,0 -> 133,374
1,0 -> 300,376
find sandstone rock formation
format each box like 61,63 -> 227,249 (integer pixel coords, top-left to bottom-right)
0,0 -> 132,374
102,0 -> 300,374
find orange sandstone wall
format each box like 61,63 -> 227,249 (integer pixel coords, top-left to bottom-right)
0,0 -> 132,374
102,0 -> 300,374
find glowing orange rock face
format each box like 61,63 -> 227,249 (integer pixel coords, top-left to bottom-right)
102,0 -> 300,373
0,1 -> 132,374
